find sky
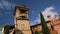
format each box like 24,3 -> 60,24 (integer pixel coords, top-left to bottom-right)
0,0 -> 60,26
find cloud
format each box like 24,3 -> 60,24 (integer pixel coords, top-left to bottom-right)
0,3 -> 3,8
0,12 -> 2,15
34,16 -> 40,23
5,12 -> 10,14
30,14 -> 40,25
31,11 -> 36,13
31,6 -> 58,25
42,6 -> 58,21
0,0 -> 15,10
0,11 -> 2,15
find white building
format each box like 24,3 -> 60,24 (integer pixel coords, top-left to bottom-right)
0,27 -> 4,34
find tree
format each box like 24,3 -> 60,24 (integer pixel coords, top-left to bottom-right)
32,31 -> 35,34
38,31 -> 42,34
40,12 -> 50,34
32,31 -> 41,34
35,31 -> 39,34
4,24 -> 10,34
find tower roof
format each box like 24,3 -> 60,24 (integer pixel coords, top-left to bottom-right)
14,5 -> 29,16
15,5 -> 29,11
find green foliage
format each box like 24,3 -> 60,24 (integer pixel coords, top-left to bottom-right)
39,31 -> 42,34
32,31 -> 41,34
35,31 -> 38,34
32,31 -> 35,34
40,12 -> 50,34
4,24 -> 10,34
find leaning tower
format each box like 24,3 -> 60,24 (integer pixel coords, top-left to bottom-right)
14,5 -> 31,34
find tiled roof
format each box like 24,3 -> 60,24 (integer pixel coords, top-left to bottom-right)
30,21 -> 51,27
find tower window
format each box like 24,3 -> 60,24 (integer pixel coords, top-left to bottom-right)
21,16 -> 26,18
19,9 -> 26,13
16,16 -> 27,20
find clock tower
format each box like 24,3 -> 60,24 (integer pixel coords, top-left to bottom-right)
14,5 -> 31,34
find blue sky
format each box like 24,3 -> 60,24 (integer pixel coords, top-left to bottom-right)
0,0 -> 60,26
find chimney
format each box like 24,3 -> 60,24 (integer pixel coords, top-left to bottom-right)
47,15 -> 51,21
55,15 -> 59,20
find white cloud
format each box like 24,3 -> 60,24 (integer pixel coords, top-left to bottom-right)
0,12 -> 2,15
42,6 -> 58,21
34,16 -> 40,23
5,12 -> 10,14
31,11 -> 35,13
31,6 -> 58,25
0,3 -> 3,8
30,14 -> 40,25
0,0 -> 15,10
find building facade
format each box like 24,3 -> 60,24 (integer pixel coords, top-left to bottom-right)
0,27 -> 4,34
31,21 -> 58,34
31,15 -> 60,34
